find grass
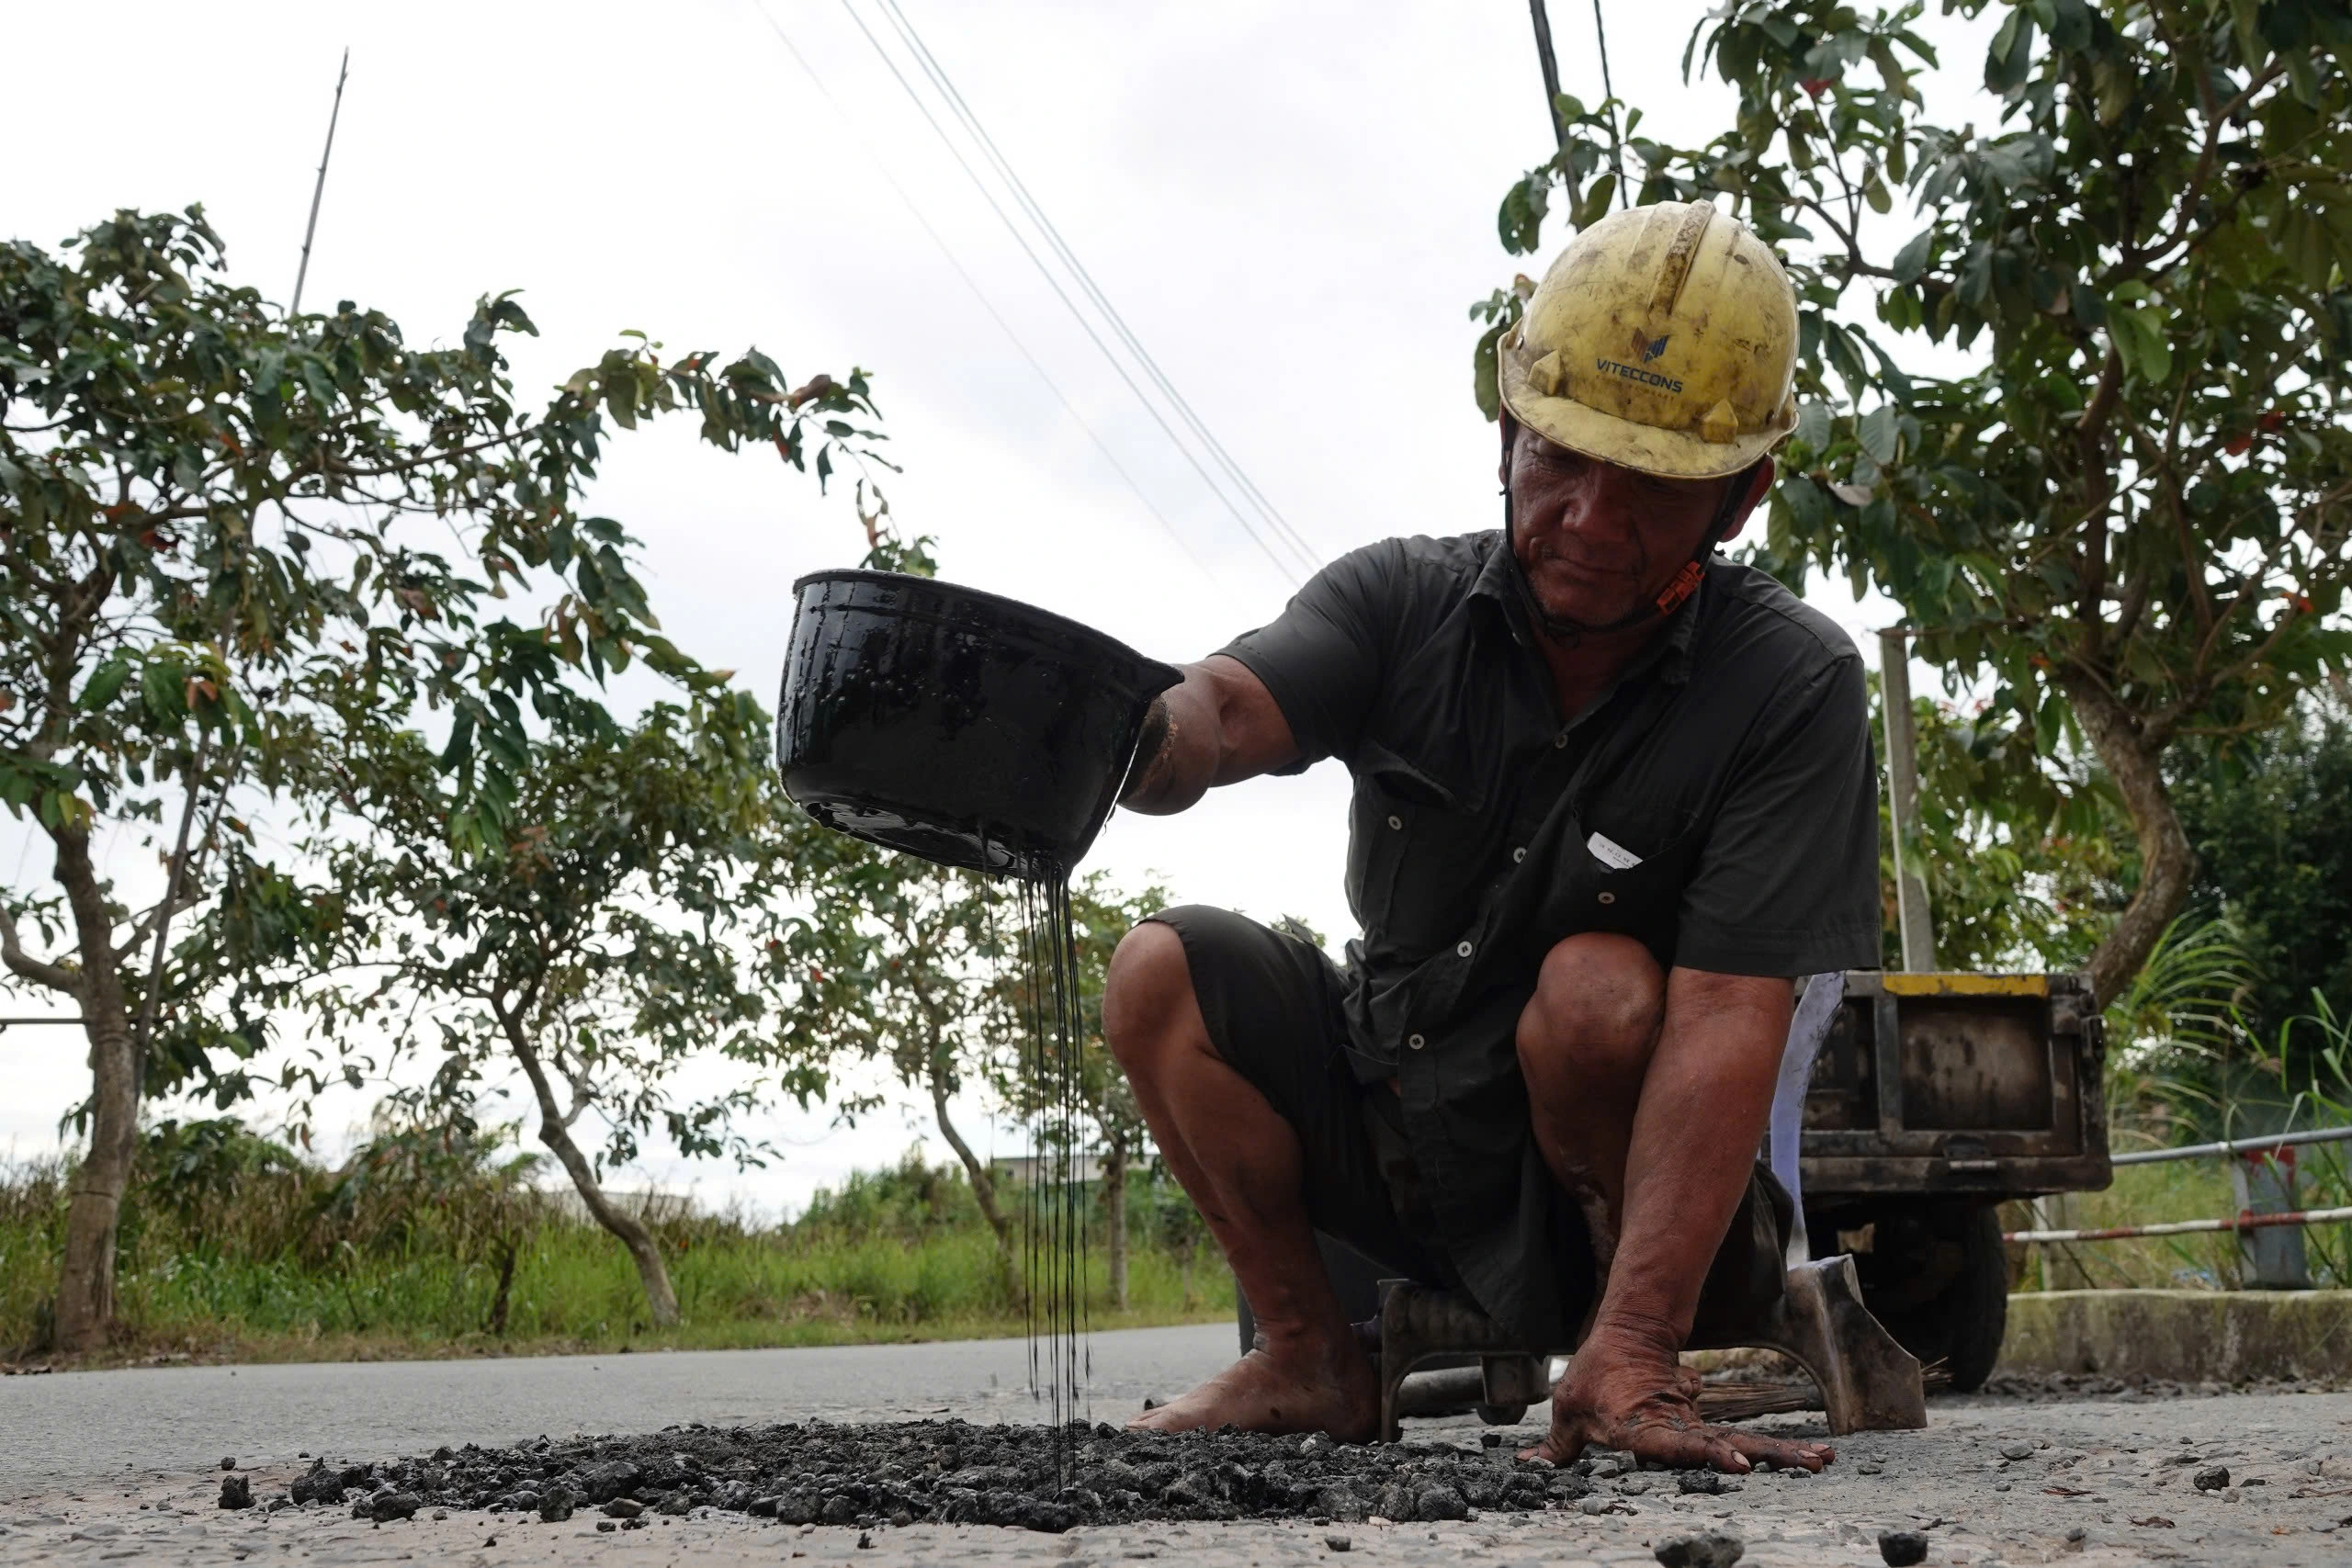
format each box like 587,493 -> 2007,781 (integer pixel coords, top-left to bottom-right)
0,1123 -> 1233,1369
2036,965 -> 2352,1293
2003,1137 -> 2352,1293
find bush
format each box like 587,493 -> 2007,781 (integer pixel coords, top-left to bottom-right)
0,1127 -> 1229,1360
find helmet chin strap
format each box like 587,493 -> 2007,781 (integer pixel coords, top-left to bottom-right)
1500,414 -> 1758,647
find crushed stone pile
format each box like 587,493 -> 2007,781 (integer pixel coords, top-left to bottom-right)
276,1419 -> 1598,1533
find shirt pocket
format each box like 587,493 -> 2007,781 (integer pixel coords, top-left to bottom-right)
1552,820 -> 1701,964
1347,748 -> 1494,958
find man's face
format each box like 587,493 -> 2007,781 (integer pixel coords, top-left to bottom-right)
1504,426 -> 1768,630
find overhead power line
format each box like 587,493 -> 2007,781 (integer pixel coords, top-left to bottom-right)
872,0 -> 1321,581
749,2 -> 1218,585
841,0 -> 1317,586
1590,1 -> 1628,208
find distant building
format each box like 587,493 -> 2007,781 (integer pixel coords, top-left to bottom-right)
537,1186 -> 698,1224
990,1153 -> 1107,1187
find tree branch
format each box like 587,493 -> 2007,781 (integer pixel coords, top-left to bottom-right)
2073,344 -> 2125,652
2133,59 -> 2284,268
0,904 -> 84,996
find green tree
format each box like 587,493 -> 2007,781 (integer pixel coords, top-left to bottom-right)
782,840 -> 1023,1272
1481,0 -> 2352,1003
1875,675 -> 2127,972
2173,687 -> 2352,1036
306,691 -> 814,1327
0,207 -> 879,1350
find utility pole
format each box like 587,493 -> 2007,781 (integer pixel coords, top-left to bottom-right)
1527,2 -> 1568,152
130,51 -> 348,1085
291,48 -> 350,314
1879,628 -> 1938,972
1526,2 -> 1626,201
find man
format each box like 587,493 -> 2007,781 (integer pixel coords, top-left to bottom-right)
1102,200 -> 1881,1473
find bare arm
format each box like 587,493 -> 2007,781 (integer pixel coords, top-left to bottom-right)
1534,966 -> 1831,1472
1117,654 -> 1302,815
1603,967 -> 1792,1344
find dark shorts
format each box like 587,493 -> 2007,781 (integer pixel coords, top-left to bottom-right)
1148,904 -> 1791,1341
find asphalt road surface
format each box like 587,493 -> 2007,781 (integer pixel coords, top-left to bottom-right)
6,1326 -> 2352,1565
3,1324 -> 1238,1495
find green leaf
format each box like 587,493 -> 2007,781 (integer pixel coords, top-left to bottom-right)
2228,0 -> 2265,69
80,660 -> 132,711
439,706 -> 477,771
1869,38 -> 1912,100
141,660 -> 186,724
1472,317 -> 1509,422
1858,403 -> 1901,466
2113,308 -> 2173,383
1985,8 -> 2037,94
2034,688 -> 2066,756
1865,169 -> 1893,214
1570,172 -> 1619,231
1990,8 -> 2022,63
1795,400 -> 1833,451
1891,228 -> 1935,285
1497,167 -> 1553,254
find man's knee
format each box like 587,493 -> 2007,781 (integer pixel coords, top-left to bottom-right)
1102,918 -> 1196,1074
1516,931 -> 1665,1080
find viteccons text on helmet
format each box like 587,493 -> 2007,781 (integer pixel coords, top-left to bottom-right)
1593,357 -> 1686,394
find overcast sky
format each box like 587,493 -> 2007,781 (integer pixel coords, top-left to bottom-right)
6,1 -> 1987,1214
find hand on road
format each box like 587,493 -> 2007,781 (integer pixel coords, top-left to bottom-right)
1519,1324 -> 1834,1474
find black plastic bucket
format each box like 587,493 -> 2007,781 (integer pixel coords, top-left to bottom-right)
775,570 -> 1183,880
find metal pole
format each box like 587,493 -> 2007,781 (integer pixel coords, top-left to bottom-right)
2005,1204 -> 2352,1246
290,48 -> 350,314
2112,1123 -> 2352,1167
1879,628 -> 1937,972
1526,2 -> 1568,152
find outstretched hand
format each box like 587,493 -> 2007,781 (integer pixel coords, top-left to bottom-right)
1519,1325 -> 1834,1475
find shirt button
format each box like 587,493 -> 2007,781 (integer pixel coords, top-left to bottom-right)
1386,814 -> 1403,830
1408,1032 -> 1426,1051
1455,940 -> 1475,958
1553,732 -> 1568,749
1512,846 -> 1527,863
1598,890 -> 1617,906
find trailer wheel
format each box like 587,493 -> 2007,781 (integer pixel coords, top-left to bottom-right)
1853,1201 -> 2009,1393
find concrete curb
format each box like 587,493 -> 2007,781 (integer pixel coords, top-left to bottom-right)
2001,1288 -> 2352,1382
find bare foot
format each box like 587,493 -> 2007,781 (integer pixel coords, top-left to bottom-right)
1130,1338 -> 1376,1443
1521,1324 -> 1834,1474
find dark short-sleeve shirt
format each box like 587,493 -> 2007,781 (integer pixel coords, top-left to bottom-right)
1217,529 -> 1880,1338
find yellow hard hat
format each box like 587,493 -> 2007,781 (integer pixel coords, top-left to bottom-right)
1498,200 -> 1800,481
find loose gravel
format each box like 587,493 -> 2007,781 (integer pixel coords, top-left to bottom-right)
268,1419 -> 1598,1534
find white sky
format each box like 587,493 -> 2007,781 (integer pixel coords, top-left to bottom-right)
5,0 -> 1995,1216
